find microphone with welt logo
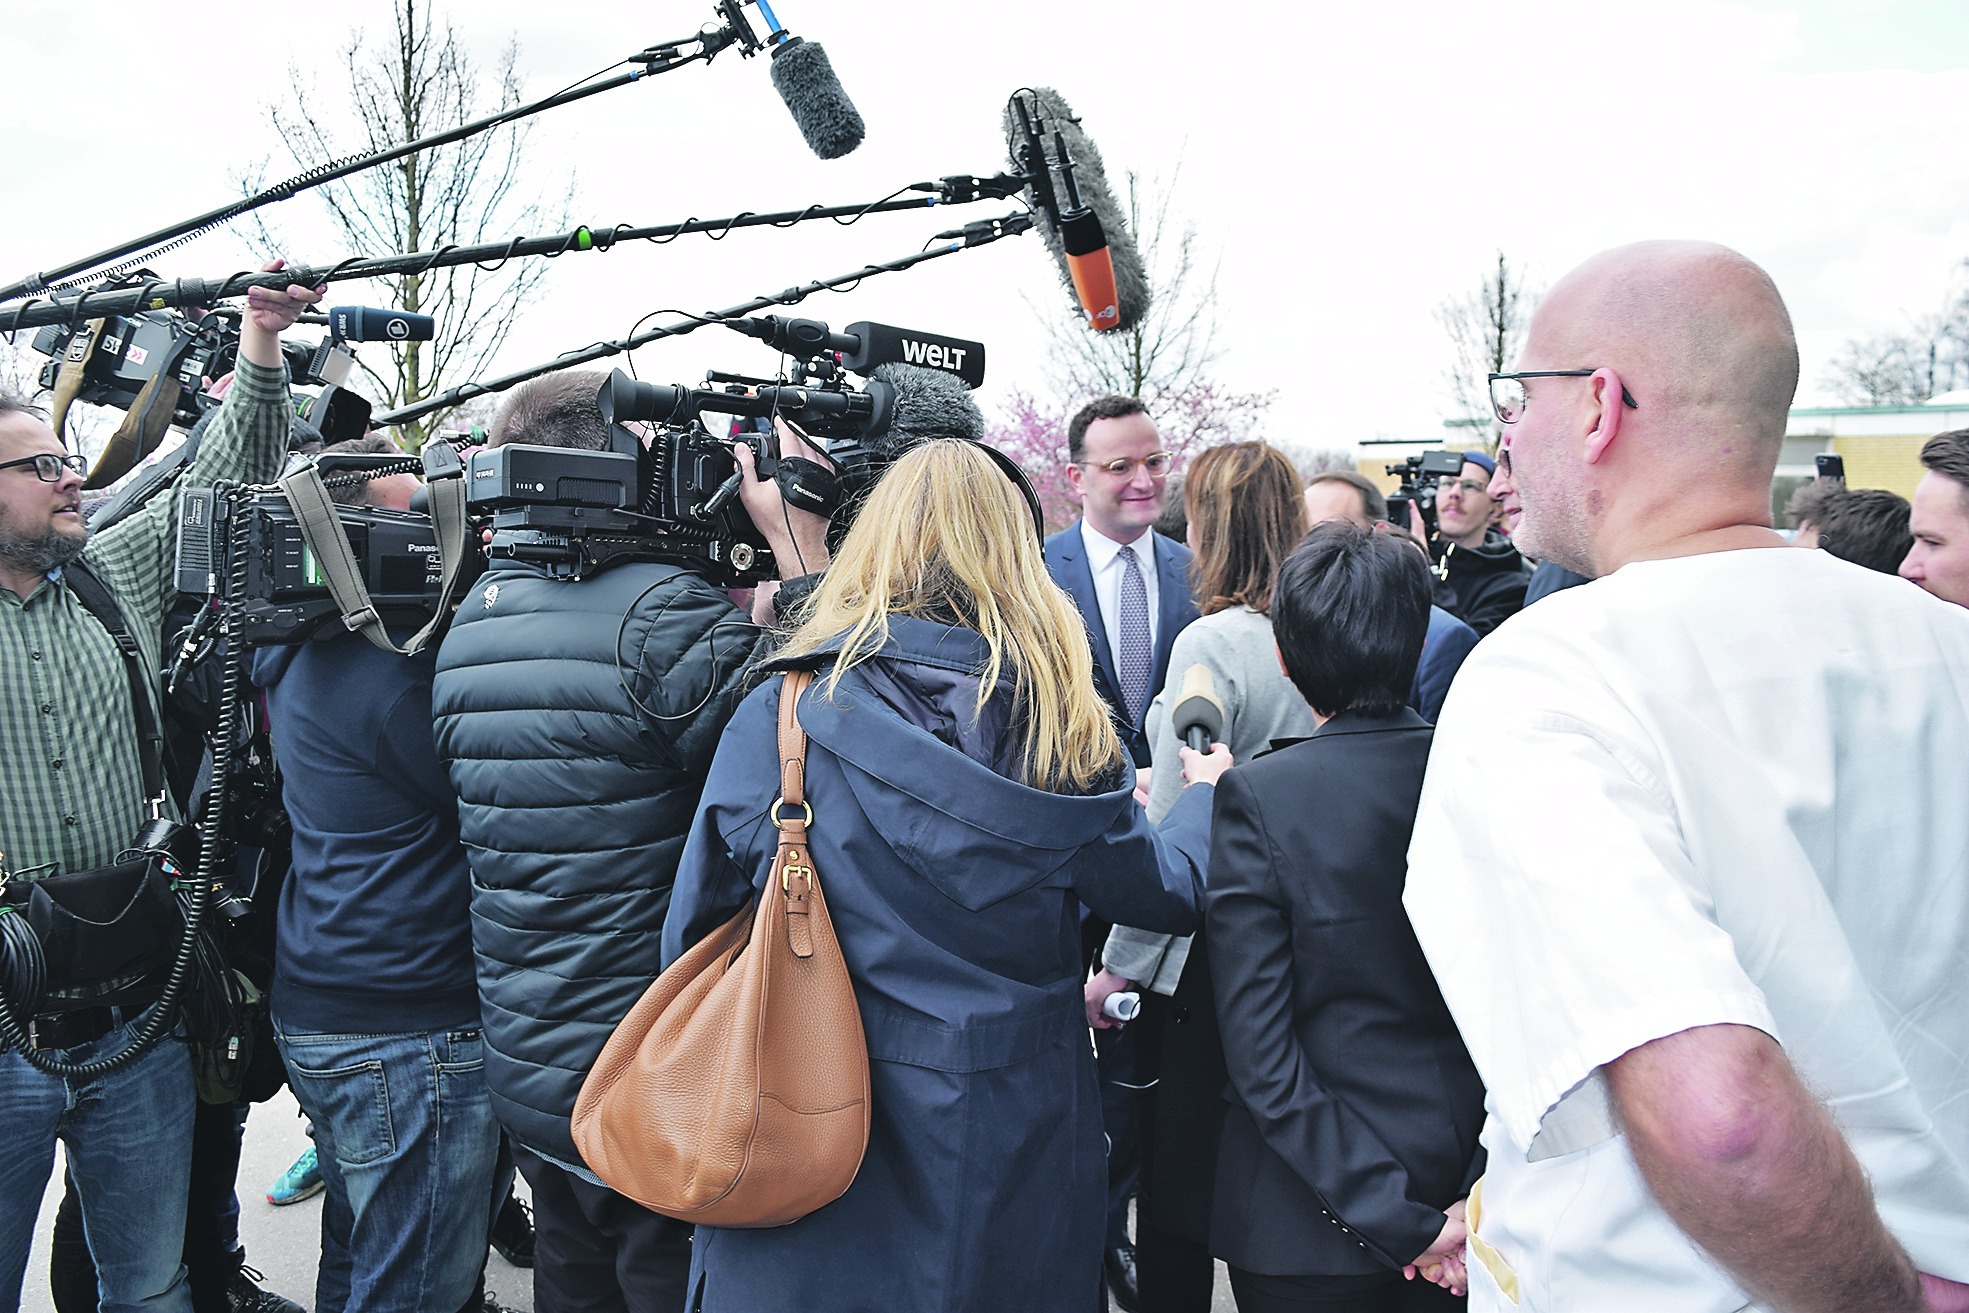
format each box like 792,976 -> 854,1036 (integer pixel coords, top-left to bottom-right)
724,315 -> 986,389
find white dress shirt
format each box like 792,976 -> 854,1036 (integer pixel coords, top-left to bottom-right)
1405,548 -> 1969,1312
1078,520 -> 1161,677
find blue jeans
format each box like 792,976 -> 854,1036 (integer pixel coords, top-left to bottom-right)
0,1020 -> 195,1313
274,1018 -> 500,1313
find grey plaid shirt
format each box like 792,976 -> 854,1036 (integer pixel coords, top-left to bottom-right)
0,359 -> 290,881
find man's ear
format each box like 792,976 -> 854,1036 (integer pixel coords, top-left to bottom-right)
1065,460 -> 1087,502
1583,369 -> 1628,466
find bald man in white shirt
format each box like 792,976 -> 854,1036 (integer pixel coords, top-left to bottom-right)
1405,240 -> 1969,1313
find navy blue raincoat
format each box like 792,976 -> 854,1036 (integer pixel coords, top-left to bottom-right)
662,616 -> 1212,1312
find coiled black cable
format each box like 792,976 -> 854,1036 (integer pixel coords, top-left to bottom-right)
0,485 -> 247,1074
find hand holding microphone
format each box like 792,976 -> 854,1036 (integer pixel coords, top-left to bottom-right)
1084,967 -> 1136,1031
1171,664 -> 1234,787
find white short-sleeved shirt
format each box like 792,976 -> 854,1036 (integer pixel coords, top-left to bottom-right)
1405,547 -> 1969,1312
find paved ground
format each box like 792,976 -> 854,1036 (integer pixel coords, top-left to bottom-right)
21,1089 -> 534,1313
21,1090 -> 1233,1311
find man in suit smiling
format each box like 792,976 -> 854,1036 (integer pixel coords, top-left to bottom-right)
1044,395 -> 1200,772
1042,394 -> 1199,1311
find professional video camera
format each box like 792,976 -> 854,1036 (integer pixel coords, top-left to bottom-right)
29,303 -> 434,445
1384,449 -> 1469,538
468,315 -> 989,585
175,447 -> 482,647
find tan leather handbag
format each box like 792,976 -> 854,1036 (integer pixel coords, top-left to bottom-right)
571,670 -> 871,1228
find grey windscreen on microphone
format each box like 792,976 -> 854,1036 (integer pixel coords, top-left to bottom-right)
862,363 -> 987,456
1003,88 -> 1151,331
769,38 -> 866,160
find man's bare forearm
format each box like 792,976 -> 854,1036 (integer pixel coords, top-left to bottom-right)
1608,1024 -> 1922,1313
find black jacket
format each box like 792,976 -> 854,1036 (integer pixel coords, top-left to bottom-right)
430,560 -> 765,1166
1431,532 -> 1528,636
1205,710 -> 1484,1277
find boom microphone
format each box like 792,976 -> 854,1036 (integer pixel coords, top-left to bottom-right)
1004,88 -> 1149,333
769,35 -> 865,160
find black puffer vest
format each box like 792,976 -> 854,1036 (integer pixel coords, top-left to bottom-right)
431,560 -> 765,1165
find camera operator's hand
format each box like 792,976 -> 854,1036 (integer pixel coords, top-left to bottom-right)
736,418 -> 833,581
240,258 -> 325,370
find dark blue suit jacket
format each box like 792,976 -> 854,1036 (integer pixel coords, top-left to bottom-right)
1044,520 -> 1199,767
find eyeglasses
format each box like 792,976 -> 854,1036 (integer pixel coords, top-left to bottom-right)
1433,477 -> 1491,499
1077,451 -> 1172,478
0,453 -> 88,482
1488,371 -> 1640,425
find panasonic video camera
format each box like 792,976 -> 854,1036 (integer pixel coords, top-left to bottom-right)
1384,449 -> 1469,537
30,304 -> 434,444
467,316 -> 987,586
174,448 -> 483,647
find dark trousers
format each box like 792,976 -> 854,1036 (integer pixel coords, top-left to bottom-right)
1228,1268 -> 1465,1313
50,1097 -> 250,1313
1133,959 -> 1223,1313
515,1146 -> 690,1313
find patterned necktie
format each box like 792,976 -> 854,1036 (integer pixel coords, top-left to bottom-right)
1117,543 -> 1152,725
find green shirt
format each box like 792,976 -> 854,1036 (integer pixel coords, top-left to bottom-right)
0,358 -> 291,880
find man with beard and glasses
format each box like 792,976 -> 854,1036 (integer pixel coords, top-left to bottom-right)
0,263 -> 320,1313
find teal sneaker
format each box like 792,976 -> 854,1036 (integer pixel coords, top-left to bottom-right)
266,1144 -> 324,1206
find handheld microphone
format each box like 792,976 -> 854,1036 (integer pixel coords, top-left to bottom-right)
1101,991 -> 1141,1023
326,306 -> 436,344
1171,664 -> 1225,753
768,35 -> 865,160
1004,89 -> 1148,334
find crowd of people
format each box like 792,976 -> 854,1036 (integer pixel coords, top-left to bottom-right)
0,238 -> 1966,1313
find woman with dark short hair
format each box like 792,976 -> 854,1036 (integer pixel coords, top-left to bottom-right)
1205,522 -> 1486,1312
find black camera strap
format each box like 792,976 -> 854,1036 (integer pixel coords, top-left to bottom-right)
62,560 -> 168,810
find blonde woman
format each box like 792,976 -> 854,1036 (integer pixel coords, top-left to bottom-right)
662,440 -> 1222,1312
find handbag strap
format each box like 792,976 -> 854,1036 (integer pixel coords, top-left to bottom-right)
772,670 -> 819,959
63,560 -> 167,809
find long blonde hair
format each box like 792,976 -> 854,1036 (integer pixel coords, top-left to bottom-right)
777,441 -> 1123,792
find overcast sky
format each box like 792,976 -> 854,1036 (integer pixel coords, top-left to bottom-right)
6,0 -> 1969,449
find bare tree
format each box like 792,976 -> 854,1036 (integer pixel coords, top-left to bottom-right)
1029,168 -> 1272,460
1437,251 -> 1537,435
1823,278 -> 1969,405
250,0 -> 565,449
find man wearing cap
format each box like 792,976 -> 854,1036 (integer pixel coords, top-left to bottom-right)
1427,451 -> 1526,636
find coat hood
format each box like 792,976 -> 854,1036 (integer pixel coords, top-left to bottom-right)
763,615 -> 1137,910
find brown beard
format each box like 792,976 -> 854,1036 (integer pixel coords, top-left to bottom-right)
0,516 -> 87,575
